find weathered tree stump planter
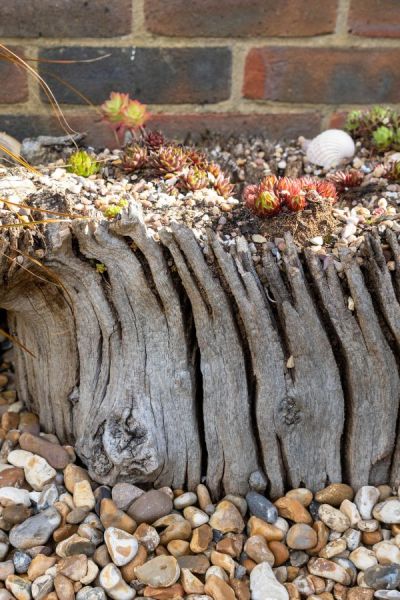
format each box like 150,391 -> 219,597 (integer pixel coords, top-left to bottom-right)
1,207 -> 400,500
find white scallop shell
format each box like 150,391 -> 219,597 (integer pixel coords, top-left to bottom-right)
306,129 -> 355,169
0,132 -> 21,159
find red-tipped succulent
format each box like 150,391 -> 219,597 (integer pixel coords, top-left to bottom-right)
327,169 -> 364,192
316,180 -> 338,202
180,167 -> 209,192
151,145 -> 188,175
144,130 -> 166,151
284,179 -> 306,212
122,144 -> 148,171
244,181 -> 281,217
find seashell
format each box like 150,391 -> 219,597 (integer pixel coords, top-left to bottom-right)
305,129 -> 355,169
0,132 -> 21,159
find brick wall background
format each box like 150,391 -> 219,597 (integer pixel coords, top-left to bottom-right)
0,0 -> 400,147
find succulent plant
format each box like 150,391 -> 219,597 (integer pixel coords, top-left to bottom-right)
67,150 -> 100,177
151,145 -> 189,175
327,169 -> 364,191
316,180 -> 338,202
180,167 -> 209,192
214,174 -> 234,199
101,92 -> 150,139
122,144 -> 148,172
283,180 -> 306,212
243,181 -> 281,217
144,130 -> 166,151
372,126 -> 394,152
207,162 -> 223,180
345,105 -> 400,152
186,149 -> 209,170
102,199 -> 129,219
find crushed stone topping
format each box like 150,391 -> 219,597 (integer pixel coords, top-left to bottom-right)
0,336 -> 400,598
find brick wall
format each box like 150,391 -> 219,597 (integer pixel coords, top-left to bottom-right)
1,0 -> 400,147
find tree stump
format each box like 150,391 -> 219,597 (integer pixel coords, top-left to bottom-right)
1,205 -> 400,499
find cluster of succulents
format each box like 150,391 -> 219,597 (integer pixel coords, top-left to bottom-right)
327,168 -> 364,192
66,150 -> 100,177
101,198 -> 128,219
122,134 -> 234,199
243,175 -> 338,217
345,105 -> 400,152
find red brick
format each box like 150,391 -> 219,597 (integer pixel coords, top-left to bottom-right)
349,0 -> 400,37
0,47 -> 28,104
39,47 -> 231,105
0,0 -> 132,38
0,112 -> 322,149
243,47 -> 400,104
144,0 -> 337,37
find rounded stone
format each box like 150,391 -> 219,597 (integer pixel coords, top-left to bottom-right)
355,486 -> 380,520
209,501 -> 244,534
76,587 -> 106,600
135,555 -> 180,588
286,523 -> 317,550
250,562 -> 289,600
174,492 -> 197,510
364,565 -> 400,590
9,507 -> 61,550
104,527 -> 139,567
13,552 -> 31,574
246,492 -> 278,524
318,504 -> 350,532
373,499 -> 400,524
98,564 -> 135,600
315,483 -> 354,507
111,484 -> 143,512
127,489 -> 173,524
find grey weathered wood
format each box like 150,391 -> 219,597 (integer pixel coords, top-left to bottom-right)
1,215 -> 400,496
262,235 -> 344,491
160,223 -> 259,497
305,248 -> 399,488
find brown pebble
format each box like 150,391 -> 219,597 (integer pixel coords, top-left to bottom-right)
20,432 -> 70,470
177,554 -> 209,574
18,413 -> 40,436
2,504 -> 31,525
120,544 -> 147,582
143,583 -> 184,598
287,523 -> 318,550
92,545 -> 111,569
216,534 -> 244,558
286,488 -> 313,507
54,574 -> 74,600
275,497 -> 312,524
269,540 -> 289,566
1,413 -> 19,433
204,574 -> 235,600
230,578 -> 250,600
247,516 -> 284,541
210,549 -> 236,578
362,529 -> 383,545
0,467 -> 24,488
347,588 -> 374,600
155,545 -> 169,556
315,483 -> 354,507
167,540 -> 191,557
53,525 -> 79,544
196,484 -> 212,512
63,464 -> 91,494
100,498 -> 136,533
244,535 -> 274,565
309,522 -> 329,555
5,431 -> 19,444
242,558 -> 257,574
190,523 -> 212,554
28,555 -> 57,581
